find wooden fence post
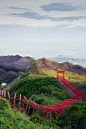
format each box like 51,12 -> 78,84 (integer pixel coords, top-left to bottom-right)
40,109 -> 43,117
0,89 -> 1,96
8,92 -> 10,103
25,102 -> 28,114
18,94 -> 21,111
43,108 -> 45,118
28,105 -> 30,115
47,111 -> 51,122
32,106 -> 35,115
45,111 -> 47,120
13,92 -> 17,110
1,90 -> 3,97
4,91 -> 6,98
21,98 -> 25,112
36,108 -> 39,114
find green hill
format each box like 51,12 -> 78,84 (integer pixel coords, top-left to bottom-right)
7,77 -> 70,106
0,97 -> 50,129
2,61 -> 86,129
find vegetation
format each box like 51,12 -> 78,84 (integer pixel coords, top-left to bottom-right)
56,102 -> 86,129
2,65 -> 86,129
0,96 -> 86,129
72,81 -> 86,100
0,97 -> 49,129
39,68 -> 86,82
7,77 -> 70,105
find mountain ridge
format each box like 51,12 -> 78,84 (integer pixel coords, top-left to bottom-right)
0,55 -> 86,84
36,57 -> 86,75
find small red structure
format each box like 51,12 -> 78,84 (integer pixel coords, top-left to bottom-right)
56,70 -> 65,79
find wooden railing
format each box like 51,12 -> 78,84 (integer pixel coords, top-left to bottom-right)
0,77 -> 84,121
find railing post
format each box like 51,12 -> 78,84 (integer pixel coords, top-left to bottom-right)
8,92 -> 10,103
25,102 -> 28,114
28,105 -> 30,115
44,111 -> 47,119
32,106 -> 35,115
40,109 -> 42,117
47,111 -> 51,122
0,89 -> 1,96
1,90 -> 3,98
21,99 -> 25,112
36,108 -> 39,114
18,94 -> 21,111
4,91 -> 6,98
13,92 -> 17,110
43,108 -> 45,118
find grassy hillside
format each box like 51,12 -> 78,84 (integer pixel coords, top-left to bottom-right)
39,68 -> 86,82
0,97 -> 50,129
39,68 -> 86,100
2,64 -> 86,129
4,66 -> 86,105
7,77 -> 70,106
72,81 -> 86,101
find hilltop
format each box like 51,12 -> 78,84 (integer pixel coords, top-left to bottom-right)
0,55 -> 86,84
36,58 -> 86,75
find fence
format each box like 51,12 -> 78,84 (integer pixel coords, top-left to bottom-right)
0,77 -> 84,121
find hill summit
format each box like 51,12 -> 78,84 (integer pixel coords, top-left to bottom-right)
0,55 -> 86,84
36,58 -> 86,75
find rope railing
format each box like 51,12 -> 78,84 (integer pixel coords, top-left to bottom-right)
0,76 -> 84,121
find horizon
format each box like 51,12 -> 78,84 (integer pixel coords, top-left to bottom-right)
0,0 -> 86,67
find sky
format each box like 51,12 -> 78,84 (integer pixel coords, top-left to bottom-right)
0,0 -> 86,57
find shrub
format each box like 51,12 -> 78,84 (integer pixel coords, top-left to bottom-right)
30,114 -> 46,125
51,110 -> 59,125
0,97 -> 11,110
35,97 -> 45,104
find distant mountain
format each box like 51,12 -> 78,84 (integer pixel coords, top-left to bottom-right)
36,58 -> 86,75
0,55 -> 35,83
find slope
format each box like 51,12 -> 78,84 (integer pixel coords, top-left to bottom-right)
0,97 -> 49,129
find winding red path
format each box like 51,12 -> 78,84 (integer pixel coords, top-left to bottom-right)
0,71 -> 84,121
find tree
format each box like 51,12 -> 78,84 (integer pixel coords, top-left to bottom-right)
0,77 -> 3,89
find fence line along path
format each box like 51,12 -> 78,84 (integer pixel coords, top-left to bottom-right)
0,70 -> 84,121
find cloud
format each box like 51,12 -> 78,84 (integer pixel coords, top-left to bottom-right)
40,2 -> 85,11
53,16 -> 86,21
10,11 -> 52,20
10,11 -> 86,21
9,7 -> 30,11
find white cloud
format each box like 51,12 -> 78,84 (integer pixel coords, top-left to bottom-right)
0,0 -> 86,27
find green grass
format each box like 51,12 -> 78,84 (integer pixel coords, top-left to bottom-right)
39,68 -> 86,82
72,81 -> 86,101
30,94 -> 62,106
7,77 -> 70,106
2,66 -> 86,129
0,97 -> 49,129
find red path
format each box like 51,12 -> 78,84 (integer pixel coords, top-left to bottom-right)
0,70 -> 84,121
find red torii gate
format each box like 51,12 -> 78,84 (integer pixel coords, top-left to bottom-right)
56,70 -> 65,79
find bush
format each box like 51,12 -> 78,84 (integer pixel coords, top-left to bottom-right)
0,97 -> 49,129
20,72 -> 30,79
30,114 -> 46,125
35,97 -> 45,104
0,97 -> 11,110
51,110 -> 59,125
